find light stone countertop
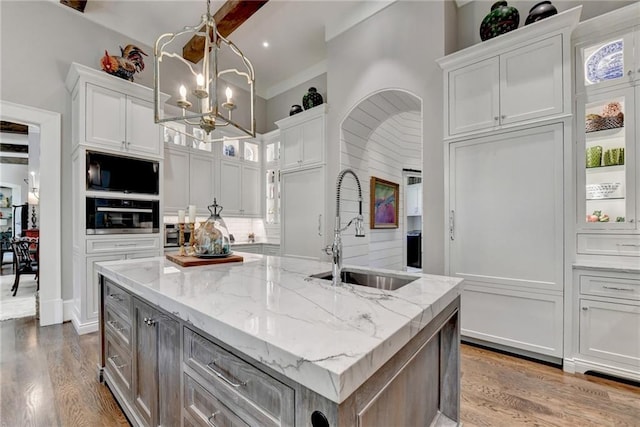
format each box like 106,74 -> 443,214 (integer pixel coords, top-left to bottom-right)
96,253 -> 463,403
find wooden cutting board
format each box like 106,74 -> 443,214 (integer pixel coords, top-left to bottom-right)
165,253 -> 244,267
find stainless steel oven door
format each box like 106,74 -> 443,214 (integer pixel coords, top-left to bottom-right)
86,198 -> 159,235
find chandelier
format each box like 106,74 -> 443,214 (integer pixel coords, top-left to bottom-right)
153,0 -> 256,142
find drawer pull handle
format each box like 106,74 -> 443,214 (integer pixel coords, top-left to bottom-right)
108,293 -> 123,302
108,355 -> 126,370
602,285 -> 635,292
207,411 -> 220,427
616,243 -> 640,247
206,361 -> 247,388
114,242 -> 138,247
107,320 -> 125,332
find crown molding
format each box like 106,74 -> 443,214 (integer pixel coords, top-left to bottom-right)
260,60 -> 327,100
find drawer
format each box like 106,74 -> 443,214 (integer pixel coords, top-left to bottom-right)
184,373 -> 250,427
104,305 -> 131,348
580,275 -> 640,301
104,279 -> 131,322
232,244 -> 263,254
263,245 -> 281,256
87,237 -> 160,254
184,328 -> 294,427
577,234 -> 640,257
105,333 -> 132,396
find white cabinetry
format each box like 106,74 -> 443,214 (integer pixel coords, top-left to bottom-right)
277,106 -> 327,260
219,160 -> 260,217
439,9 -> 580,140
67,62 -> 164,335
406,183 -> 422,216
277,105 -> 326,171
440,9 -> 580,362
570,268 -> 640,381
66,63 -> 167,158
164,146 -> 215,215
448,125 -> 565,358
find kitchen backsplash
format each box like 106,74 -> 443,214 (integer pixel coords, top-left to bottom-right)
163,216 -> 277,244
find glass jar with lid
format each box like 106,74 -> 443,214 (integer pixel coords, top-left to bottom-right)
194,199 -> 231,257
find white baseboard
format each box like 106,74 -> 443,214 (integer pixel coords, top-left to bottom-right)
562,358 -> 576,373
39,297 -> 64,326
573,358 -> 640,382
70,311 -> 99,335
63,299 -> 74,322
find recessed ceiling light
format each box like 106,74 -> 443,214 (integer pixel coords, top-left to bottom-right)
262,41 -> 269,48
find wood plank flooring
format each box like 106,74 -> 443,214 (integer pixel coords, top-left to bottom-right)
1,317 -> 639,426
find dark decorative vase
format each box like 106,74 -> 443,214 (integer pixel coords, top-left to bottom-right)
302,87 -> 323,110
289,104 -> 303,116
525,1 -> 557,25
479,1 -> 520,41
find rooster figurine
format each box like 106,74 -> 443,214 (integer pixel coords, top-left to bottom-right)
100,44 -> 147,82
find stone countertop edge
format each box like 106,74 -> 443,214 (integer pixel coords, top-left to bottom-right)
95,253 -> 463,404
573,260 -> 640,274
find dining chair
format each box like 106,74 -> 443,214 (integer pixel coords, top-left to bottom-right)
9,237 -> 38,297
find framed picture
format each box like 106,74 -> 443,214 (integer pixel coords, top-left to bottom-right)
370,177 -> 399,229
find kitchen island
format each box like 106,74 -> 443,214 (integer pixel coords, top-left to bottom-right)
96,253 -> 463,427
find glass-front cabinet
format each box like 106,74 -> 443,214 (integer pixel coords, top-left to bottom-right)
222,138 -> 260,163
577,87 -> 636,231
575,29 -> 639,92
264,136 -> 281,224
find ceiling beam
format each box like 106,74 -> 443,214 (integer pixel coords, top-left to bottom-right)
59,0 -> 88,13
0,121 -> 28,135
182,0 -> 269,64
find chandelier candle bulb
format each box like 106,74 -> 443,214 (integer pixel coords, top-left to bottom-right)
225,87 -> 233,103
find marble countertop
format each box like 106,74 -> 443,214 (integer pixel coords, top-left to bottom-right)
96,254 -> 463,403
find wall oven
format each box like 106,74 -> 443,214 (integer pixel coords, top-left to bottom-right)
86,197 -> 160,235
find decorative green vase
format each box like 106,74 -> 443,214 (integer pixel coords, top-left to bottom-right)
302,87 -> 323,110
480,1 -> 520,41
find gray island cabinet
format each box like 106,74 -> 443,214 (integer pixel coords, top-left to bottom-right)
96,254 -> 463,427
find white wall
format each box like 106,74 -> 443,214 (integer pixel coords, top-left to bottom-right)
456,0 -> 636,50
264,74 -> 327,132
327,0 -> 450,274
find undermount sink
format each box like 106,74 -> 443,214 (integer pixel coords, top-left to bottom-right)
309,269 -> 417,291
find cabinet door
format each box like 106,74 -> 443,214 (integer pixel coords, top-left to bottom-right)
189,154 -> 215,213
580,299 -> 640,368
449,124 -> 564,294
500,35 -> 563,125
164,148 -> 190,213
301,116 -> 324,166
86,83 -> 126,149
448,57 -> 499,136
157,313 -> 180,427
87,254 -> 124,324
281,167 -> 324,260
576,31 -> 636,92
280,126 -> 302,170
241,165 -> 261,216
219,160 -> 242,215
126,96 -> 161,157
132,299 -> 158,427
406,184 -> 422,216
577,86 -> 636,231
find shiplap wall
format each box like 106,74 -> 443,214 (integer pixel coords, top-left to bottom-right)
340,90 -> 421,270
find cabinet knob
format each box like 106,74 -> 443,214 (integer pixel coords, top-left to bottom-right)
501,115 -> 506,120
581,306 -> 588,311
628,70 -> 634,76
494,116 -> 499,121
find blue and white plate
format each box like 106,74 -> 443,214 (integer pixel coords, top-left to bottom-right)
585,40 -> 624,84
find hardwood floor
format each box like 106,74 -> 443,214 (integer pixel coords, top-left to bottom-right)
1,317 -> 638,426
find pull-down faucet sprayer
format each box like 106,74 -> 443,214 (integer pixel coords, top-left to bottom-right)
325,168 -> 365,286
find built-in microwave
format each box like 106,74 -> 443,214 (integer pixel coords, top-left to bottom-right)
86,197 -> 160,235
86,151 -> 159,195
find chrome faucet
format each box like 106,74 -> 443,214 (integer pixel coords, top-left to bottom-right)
324,168 -> 365,285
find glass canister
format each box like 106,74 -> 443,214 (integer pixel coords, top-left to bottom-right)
194,199 -> 231,256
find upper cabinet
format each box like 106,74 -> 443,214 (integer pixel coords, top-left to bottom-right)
66,63 -> 169,159
276,104 -> 326,171
437,7 -> 581,140
574,9 -> 640,95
